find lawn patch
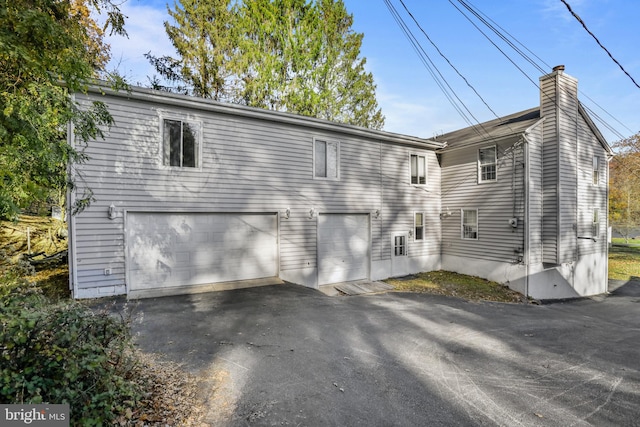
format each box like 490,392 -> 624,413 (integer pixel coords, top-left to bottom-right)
385,271 -> 524,303
609,245 -> 640,281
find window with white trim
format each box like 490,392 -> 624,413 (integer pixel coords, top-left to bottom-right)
394,234 -> 407,256
592,208 -> 600,238
163,119 -> 200,168
414,212 -> 424,241
410,154 -> 426,185
592,156 -> 600,186
478,146 -> 497,183
314,139 -> 339,179
461,209 -> 478,240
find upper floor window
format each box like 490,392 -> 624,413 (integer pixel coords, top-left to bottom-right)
314,139 -> 339,180
592,156 -> 600,186
461,209 -> 478,240
414,212 -> 424,241
410,154 -> 426,185
163,119 -> 200,168
478,146 -> 497,183
592,208 -> 600,238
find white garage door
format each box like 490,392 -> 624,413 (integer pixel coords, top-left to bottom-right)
318,214 -> 370,285
127,212 -> 278,292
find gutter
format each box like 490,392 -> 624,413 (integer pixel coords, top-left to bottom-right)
84,83 -> 444,151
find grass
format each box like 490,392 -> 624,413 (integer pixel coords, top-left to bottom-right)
608,244 -> 640,281
385,270 -> 525,303
611,237 -> 640,247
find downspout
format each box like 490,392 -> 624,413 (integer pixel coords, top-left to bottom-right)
67,93 -> 78,298
523,133 -> 531,301
555,73 -> 562,265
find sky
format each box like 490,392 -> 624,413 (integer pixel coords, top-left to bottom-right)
102,0 -> 640,143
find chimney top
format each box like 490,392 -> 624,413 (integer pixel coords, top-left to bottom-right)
553,65 -> 565,72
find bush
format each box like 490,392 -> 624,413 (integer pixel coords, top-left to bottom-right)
0,277 -> 141,426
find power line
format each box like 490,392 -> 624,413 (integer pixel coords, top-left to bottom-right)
560,0 -> 640,90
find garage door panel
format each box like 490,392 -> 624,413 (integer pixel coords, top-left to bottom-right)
318,214 -> 369,285
127,213 -> 277,291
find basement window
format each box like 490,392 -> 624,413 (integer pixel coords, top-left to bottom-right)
461,209 -> 478,240
163,119 -> 200,168
394,234 -> 407,256
478,146 -> 497,183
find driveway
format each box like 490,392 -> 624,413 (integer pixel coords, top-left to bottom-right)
129,282 -> 640,426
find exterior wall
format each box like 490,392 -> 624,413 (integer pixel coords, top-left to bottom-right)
69,88 -> 440,297
440,137 -> 526,266
526,121 -> 544,266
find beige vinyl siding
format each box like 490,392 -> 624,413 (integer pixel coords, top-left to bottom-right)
72,91 -> 440,291
440,138 -> 525,263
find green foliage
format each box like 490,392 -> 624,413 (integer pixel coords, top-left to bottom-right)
0,277 -> 141,425
148,0 -> 384,129
0,0 -> 126,220
610,133 -> 640,242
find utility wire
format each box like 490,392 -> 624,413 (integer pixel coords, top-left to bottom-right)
383,0 -> 492,140
560,0 -> 640,90
397,0 -> 502,123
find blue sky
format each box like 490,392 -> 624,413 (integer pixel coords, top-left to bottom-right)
104,0 -> 640,143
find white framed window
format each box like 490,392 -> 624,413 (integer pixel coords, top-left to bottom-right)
162,118 -> 201,168
592,156 -> 600,186
478,146 -> 497,183
461,209 -> 478,240
410,154 -> 427,185
314,139 -> 339,180
414,212 -> 424,241
592,208 -> 600,238
393,234 -> 407,256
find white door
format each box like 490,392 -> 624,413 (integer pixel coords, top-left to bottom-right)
317,214 -> 370,285
127,212 -> 278,292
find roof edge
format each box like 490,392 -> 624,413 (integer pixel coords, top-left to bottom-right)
578,102 -> 614,155
82,82 -> 444,150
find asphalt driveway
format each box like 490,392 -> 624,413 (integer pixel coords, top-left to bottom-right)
128,282 -> 640,426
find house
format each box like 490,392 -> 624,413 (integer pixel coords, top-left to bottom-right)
68,66 -> 611,300
436,65 -> 613,299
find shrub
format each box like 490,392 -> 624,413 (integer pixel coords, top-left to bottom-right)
0,277 -> 141,426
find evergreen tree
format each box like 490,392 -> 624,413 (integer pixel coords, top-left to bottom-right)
148,0 -> 235,99
149,0 -> 384,129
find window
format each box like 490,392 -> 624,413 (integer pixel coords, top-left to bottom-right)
314,139 -> 339,179
592,156 -> 600,186
394,235 -> 407,256
592,208 -> 600,238
478,146 -> 497,183
410,154 -> 426,184
163,119 -> 200,168
414,212 -> 424,241
461,209 -> 478,239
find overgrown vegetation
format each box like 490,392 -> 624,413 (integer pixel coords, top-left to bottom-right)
1,216 -> 204,425
385,270 -> 525,303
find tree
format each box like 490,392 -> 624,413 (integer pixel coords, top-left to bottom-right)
147,0 -> 235,99
148,0 -> 384,129
609,133 -> 640,242
0,0 -> 126,219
